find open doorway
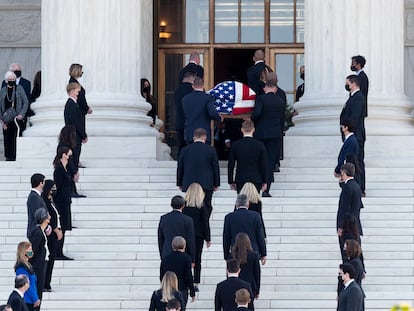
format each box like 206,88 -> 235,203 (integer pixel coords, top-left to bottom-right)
213,48 -> 256,85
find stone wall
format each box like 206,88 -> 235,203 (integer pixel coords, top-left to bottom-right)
406,0 -> 414,101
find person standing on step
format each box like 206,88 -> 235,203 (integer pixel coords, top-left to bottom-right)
7,275 -> 30,311
350,55 -> 369,117
334,119 -> 359,179
149,271 -> 184,311
177,128 -> 220,219
247,49 -> 273,96
337,263 -> 363,311
26,173 -> 46,238
178,52 -> 204,83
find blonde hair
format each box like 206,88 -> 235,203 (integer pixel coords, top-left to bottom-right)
161,271 -> 179,303
14,241 -> 31,270
239,182 -> 261,204
66,82 -> 81,95
185,183 -> 205,208
69,63 -> 83,78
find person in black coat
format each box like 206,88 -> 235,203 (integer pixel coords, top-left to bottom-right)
228,120 -> 267,194
223,194 -> 266,263
26,173 -> 46,238
41,179 -> 63,292
160,236 -> 196,308
177,52 -> 204,83
53,147 -> 73,260
7,275 -> 30,311
350,55 -> 369,117
149,271 -> 185,311
158,195 -> 196,262
174,72 -> 195,158
177,128 -> 220,219
183,183 -> 211,288
181,77 -> 222,144
337,263 -> 363,311
28,208 -> 50,302
341,74 -> 366,195
247,49 -> 273,96
64,81 -> 88,173
214,259 -> 254,311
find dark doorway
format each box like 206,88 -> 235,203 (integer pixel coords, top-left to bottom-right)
214,48 -> 256,85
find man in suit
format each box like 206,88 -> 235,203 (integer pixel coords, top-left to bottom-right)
247,49 -> 273,96
215,259 -> 254,311
7,275 -> 30,311
350,55 -> 369,117
337,263 -> 364,311
177,128 -> 220,218
228,120 -> 267,194
174,72 -> 196,159
64,82 -> 88,178
340,75 -> 366,196
158,195 -> 195,263
26,173 -> 46,237
223,194 -> 267,263
0,305 -> 12,311
160,236 -> 196,308
334,120 -> 359,177
178,52 -> 204,83
251,76 -> 286,196
182,77 -> 223,144
235,288 -> 251,311
337,163 -> 364,255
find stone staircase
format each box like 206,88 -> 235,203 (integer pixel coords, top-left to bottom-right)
0,153 -> 413,311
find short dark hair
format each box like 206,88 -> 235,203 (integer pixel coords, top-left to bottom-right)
193,77 -> 204,88
15,274 -> 29,289
346,74 -> 360,87
194,128 -> 207,138
351,55 -> 366,68
241,120 -> 254,132
171,195 -> 186,210
0,304 -> 12,311
340,119 -> 356,133
31,173 -> 45,188
341,163 -> 355,177
226,258 -> 240,273
166,298 -> 181,310
340,263 -> 356,279
183,71 -> 195,79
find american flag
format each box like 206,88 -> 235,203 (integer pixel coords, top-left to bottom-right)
207,81 -> 256,115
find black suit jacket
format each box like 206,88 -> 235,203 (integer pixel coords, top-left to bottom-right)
7,290 -> 29,311
174,82 -> 194,130
337,280 -> 363,311
228,137 -> 267,185
160,251 -> 195,297
177,141 -> 220,192
237,251 -> 261,297
28,225 -> 47,270
335,134 -> 359,174
183,205 -> 211,241
26,190 -> 47,237
178,62 -> 204,82
69,77 -> 90,115
340,91 -> 366,143
337,178 -> 363,235
251,92 -> 285,139
223,208 -> 266,259
182,90 -> 221,143
247,61 -> 272,95
158,210 -> 195,262
64,98 -> 87,143
214,277 -> 254,311
357,71 -> 369,117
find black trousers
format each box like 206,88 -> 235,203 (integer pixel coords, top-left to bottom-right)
203,190 -> 213,220
45,234 -> 58,289
193,237 -> 204,283
358,140 -> 365,193
259,137 -> 280,187
33,261 -> 47,300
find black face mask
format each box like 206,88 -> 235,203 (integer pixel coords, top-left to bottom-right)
143,86 -> 150,94
13,70 -> 22,78
7,81 -> 15,87
300,73 -> 305,80
350,65 -> 357,72
51,190 -> 57,197
345,84 -> 351,92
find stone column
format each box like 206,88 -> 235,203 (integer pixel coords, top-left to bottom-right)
289,0 -> 414,136
18,0 -> 170,160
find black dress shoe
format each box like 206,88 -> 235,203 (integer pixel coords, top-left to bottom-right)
194,286 -> 199,292
55,255 -> 74,260
71,192 -> 87,198
78,163 -> 86,168
273,165 -> 280,172
262,191 -> 272,197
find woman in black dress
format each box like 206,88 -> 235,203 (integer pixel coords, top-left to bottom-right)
149,271 -> 184,311
183,183 -> 211,291
53,146 -> 73,260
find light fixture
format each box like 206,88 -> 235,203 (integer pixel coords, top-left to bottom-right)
159,20 -> 172,39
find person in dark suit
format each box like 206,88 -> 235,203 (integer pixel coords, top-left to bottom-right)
295,65 -> 305,102
214,259 -> 254,311
160,236 -> 196,308
182,77 -> 223,144
7,275 -> 30,311
247,49 -> 273,96
26,173 -> 46,238
64,81 -> 88,174
337,163 -> 363,253
334,119 -> 359,177
158,195 -> 196,263
174,72 -> 196,159
177,128 -> 220,218
0,304 -> 12,311
228,120 -> 267,194
350,55 -> 369,117
234,288 -> 252,311
341,75 -> 366,196
337,263 -> 363,311
28,208 -> 50,303
183,183 -> 211,290
251,76 -> 286,197
178,52 -> 204,83
223,194 -> 266,263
